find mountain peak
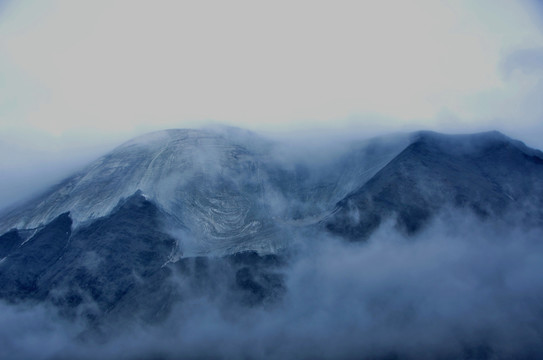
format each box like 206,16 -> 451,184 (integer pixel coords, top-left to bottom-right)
116,126 -> 263,152
116,128 -> 217,150
413,130 -> 510,146
1,127 -> 542,254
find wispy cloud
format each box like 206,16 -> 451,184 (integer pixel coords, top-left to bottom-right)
2,211 -> 543,359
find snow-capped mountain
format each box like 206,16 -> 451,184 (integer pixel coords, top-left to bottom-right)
0,127 -> 410,255
1,127 -> 543,331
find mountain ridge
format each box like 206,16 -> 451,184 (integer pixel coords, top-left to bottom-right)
1,127 -> 542,253
325,129 -> 543,239
0,127 -> 408,254
1,127 -> 543,355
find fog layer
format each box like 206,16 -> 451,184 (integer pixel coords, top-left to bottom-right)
2,211 -> 542,360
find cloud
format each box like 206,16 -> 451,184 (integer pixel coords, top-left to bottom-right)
0,302 -> 83,360
1,0 -> 542,135
2,210 -> 543,359
502,47 -> 543,77
0,130 -> 122,210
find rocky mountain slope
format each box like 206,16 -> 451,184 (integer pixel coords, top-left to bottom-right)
325,131 -> 543,239
0,127 -> 409,255
1,127 -> 542,331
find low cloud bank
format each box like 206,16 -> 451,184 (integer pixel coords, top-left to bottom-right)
2,212 -> 543,360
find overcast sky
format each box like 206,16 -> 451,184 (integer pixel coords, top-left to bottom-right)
1,0 -> 543,208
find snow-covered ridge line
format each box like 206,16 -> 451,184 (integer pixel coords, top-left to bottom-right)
2,127 -> 540,255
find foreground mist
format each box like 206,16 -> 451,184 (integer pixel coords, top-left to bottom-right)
2,210 -> 543,360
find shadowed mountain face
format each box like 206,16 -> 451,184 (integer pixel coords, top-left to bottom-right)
1,128 -> 543,359
325,131 -> 543,239
0,191 -> 286,329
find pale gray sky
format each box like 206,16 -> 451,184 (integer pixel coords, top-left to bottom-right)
1,0 -> 543,208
